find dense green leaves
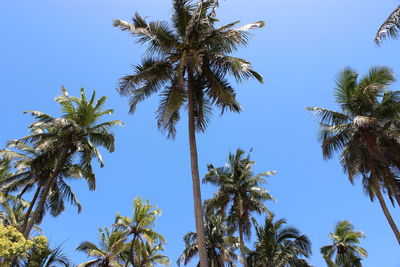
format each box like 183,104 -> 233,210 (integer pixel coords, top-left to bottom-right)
321,221 -> 367,267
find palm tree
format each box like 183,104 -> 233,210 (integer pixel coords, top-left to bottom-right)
177,212 -> 239,267
203,149 -> 275,267
308,66 -> 400,244
133,242 -> 170,267
14,87 -> 121,238
247,214 -> 312,267
321,221 -> 367,267
0,140 -> 87,234
77,227 -> 127,267
24,244 -> 70,267
114,197 -> 165,267
113,1 -> 264,265
375,5 -> 400,44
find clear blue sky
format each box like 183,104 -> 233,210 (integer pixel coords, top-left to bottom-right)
1,0 -> 400,266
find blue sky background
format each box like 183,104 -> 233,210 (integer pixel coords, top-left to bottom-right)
1,0 -> 400,266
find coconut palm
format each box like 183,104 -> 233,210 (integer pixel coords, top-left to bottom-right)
133,242 -> 170,267
308,66 -> 400,244
375,5 -> 400,44
77,227 -> 127,267
113,1 -> 264,265
177,212 -> 239,267
24,244 -> 70,267
247,214 -> 312,267
320,221 -> 367,267
15,87 -> 121,238
0,140 -> 88,234
203,149 -> 275,267
114,198 -> 165,267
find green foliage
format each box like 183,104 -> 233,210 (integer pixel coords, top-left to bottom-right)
0,222 -> 33,261
114,0 -> 264,138
321,221 -> 367,267
247,214 -> 312,267
0,87 -> 122,238
178,212 -> 239,266
308,66 -> 400,204
77,198 -> 169,267
204,148 -> 275,238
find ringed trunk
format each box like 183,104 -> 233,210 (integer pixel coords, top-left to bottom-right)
187,68 -> 209,267
22,184 -> 42,232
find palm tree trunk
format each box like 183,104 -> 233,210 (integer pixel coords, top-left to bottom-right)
216,255 -> 225,267
238,222 -> 248,267
187,68 -> 209,267
23,148 -> 69,238
22,184 -> 42,232
374,176 -> 400,244
126,235 -> 137,267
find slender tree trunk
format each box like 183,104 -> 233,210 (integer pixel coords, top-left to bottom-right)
373,176 -> 400,244
238,198 -> 248,267
238,222 -> 248,267
126,234 -> 137,267
22,184 -> 42,232
216,254 -> 225,267
187,68 -> 209,267
23,148 -> 69,238
9,185 -> 43,266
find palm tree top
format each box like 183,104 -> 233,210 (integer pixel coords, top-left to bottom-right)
321,220 -> 367,267
113,0 -> 264,138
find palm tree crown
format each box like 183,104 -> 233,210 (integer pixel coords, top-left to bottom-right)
177,212 -> 239,267
204,148 -> 275,267
320,220 -> 367,267
248,214 -> 312,267
114,0 -> 264,138
5,87 -> 122,238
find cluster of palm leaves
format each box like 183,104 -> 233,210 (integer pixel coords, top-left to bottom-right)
177,149 -> 313,267
0,87 -> 121,265
76,197 -> 170,267
308,66 -> 400,244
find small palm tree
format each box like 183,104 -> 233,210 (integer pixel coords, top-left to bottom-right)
308,66 -> 400,244
24,244 -> 70,267
375,5 -> 400,44
77,227 -> 127,267
247,214 -> 312,267
321,221 -> 367,267
134,242 -> 170,267
113,1 -> 264,265
13,87 -> 122,238
114,197 -> 165,267
177,212 -> 239,267
204,149 -> 275,267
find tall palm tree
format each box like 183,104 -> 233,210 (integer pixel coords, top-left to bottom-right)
375,5 -> 400,44
113,1 -> 264,265
77,227 -> 127,267
15,87 -> 121,238
247,214 -> 312,267
321,221 -> 367,267
177,212 -> 239,267
203,149 -> 275,267
308,66 -> 400,244
114,198 -> 165,267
